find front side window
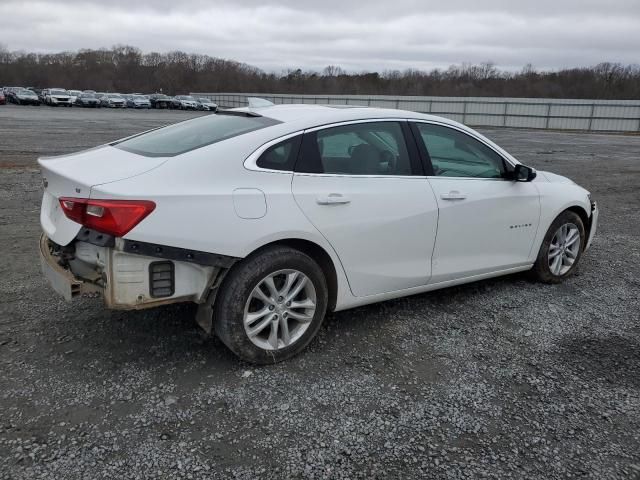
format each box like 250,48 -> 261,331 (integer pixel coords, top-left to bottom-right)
256,135 -> 302,171
297,122 -> 414,175
415,123 -> 506,179
114,113 -> 281,157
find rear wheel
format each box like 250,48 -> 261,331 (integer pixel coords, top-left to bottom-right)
531,210 -> 585,283
213,246 -> 328,364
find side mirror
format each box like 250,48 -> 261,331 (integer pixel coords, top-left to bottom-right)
514,164 -> 537,182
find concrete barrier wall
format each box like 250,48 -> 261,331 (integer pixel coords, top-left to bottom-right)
191,92 -> 640,132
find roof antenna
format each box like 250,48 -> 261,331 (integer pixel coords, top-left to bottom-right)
247,97 -> 275,109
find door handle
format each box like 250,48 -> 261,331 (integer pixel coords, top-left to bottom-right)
440,191 -> 467,201
316,194 -> 351,205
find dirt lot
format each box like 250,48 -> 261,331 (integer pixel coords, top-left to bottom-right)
0,104 -> 639,479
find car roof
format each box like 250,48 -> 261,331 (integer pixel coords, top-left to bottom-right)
218,104 -> 519,166
231,104 -> 460,131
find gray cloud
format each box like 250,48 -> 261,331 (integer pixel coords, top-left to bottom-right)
2,0 -> 639,72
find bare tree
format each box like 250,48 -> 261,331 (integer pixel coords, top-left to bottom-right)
0,45 -> 638,99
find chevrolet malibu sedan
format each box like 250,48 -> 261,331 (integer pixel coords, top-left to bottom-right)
38,104 -> 598,363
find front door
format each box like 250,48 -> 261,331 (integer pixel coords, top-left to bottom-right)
412,122 -> 540,283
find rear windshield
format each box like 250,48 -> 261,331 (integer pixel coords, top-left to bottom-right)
113,113 -> 281,157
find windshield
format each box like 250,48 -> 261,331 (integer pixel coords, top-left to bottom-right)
114,114 -> 281,157
198,98 -> 210,102
80,93 -> 96,98
69,90 -> 81,95
177,95 -> 195,100
18,89 -> 36,95
133,95 -> 146,100
108,94 -> 123,98
51,89 -> 67,95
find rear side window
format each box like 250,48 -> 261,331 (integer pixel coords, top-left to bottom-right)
256,135 -> 302,171
296,121 -> 417,175
114,114 -> 281,157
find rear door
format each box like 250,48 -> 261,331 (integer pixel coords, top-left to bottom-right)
292,120 -> 439,297
411,121 -> 540,283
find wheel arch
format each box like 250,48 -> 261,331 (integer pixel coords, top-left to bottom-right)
565,205 -> 591,240
529,198 -> 592,263
248,238 -> 339,312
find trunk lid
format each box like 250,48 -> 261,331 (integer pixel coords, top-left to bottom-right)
39,145 -> 166,245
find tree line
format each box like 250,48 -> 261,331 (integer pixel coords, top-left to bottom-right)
1,45 -> 639,99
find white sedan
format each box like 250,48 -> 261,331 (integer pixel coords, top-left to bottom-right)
39,104 -> 598,363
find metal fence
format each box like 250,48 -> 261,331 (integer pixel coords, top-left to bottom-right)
191,92 -> 640,132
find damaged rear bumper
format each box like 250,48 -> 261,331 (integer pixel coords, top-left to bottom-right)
39,234 -> 101,301
39,234 -> 233,310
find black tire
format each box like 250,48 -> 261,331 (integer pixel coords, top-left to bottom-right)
213,246 -> 328,364
531,210 -> 586,283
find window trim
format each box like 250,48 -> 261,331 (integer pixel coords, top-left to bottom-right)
410,120 -> 517,181
294,118 -> 425,178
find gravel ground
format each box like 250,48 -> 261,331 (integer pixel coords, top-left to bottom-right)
0,104 -> 639,479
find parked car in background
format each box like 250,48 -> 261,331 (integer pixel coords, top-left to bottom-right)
3,87 -> 16,102
37,104 -> 597,363
75,92 -> 101,108
44,89 -> 73,107
196,97 -> 218,112
0,91 -> 5,105
10,88 -> 41,105
125,94 -> 151,109
100,93 -> 126,108
166,96 -> 182,109
68,90 -> 82,104
149,94 -> 172,109
175,95 -> 199,110
4,87 -> 20,100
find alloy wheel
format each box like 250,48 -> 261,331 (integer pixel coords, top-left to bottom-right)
243,269 -> 317,351
548,223 -> 581,276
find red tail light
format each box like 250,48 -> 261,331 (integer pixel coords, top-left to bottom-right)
59,197 -> 155,237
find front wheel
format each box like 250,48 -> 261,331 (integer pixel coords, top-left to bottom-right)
213,246 -> 328,364
531,210 -> 586,283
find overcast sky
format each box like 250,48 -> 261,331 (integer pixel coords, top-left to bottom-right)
2,0 -> 639,72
